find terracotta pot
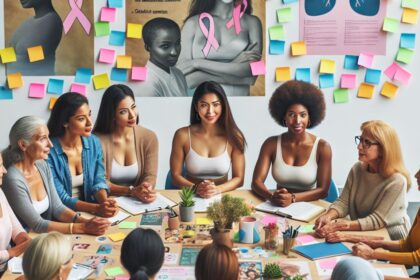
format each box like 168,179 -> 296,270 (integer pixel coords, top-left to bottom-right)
168,215 -> 180,230
210,228 -> 233,248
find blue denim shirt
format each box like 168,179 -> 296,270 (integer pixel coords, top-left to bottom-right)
47,135 -> 109,209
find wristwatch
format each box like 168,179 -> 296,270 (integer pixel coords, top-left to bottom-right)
129,185 -> 135,195
72,212 -> 81,223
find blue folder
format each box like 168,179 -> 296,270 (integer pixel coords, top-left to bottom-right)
292,242 -> 352,260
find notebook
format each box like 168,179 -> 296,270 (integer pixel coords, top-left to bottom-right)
193,194 -> 221,212
115,193 -> 177,215
292,242 -> 352,260
255,201 -> 325,222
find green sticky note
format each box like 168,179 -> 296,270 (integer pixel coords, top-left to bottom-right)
402,0 -> 419,9
333,89 -> 349,103
382,17 -> 399,33
95,22 -> 110,37
396,48 -> 414,64
118,221 -> 136,229
269,25 -> 284,40
300,224 -> 315,233
105,267 -> 124,277
277,7 -> 292,23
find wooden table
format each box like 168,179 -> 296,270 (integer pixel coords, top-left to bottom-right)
1,190 -> 408,280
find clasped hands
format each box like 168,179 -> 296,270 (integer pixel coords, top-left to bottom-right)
314,214 -> 350,238
131,182 -> 157,203
269,188 -> 293,207
196,180 -> 219,198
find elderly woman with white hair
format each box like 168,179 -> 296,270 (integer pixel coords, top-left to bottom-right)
2,116 -> 109,235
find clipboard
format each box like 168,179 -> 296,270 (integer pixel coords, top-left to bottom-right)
115,193 -> 177,215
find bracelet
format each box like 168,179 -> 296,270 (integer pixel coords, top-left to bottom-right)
69,223 -> 74,234
191,184 -> 198,194
291,193 -> 296,203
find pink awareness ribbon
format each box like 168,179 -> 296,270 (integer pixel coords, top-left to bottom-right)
199,12 -> 220,58
226,0 -> 248,34
63,0 -> 91,35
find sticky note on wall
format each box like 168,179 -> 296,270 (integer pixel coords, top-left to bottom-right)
401,0 -> 419,9
49,97 -> 58,110
396,48 -> 414,64
319,59 -> 336,74
109,31 -> 126,46
344,55 -> 359,70
47,79 -> 64,94
382,17 -> 399,32
98,48 -> 116,64
333,89 -> 349,103
400,33 -> 416,49
358,53 -> 374,68
100,7 -> 116,22
127,23 -> 143,39
0,47 -> 17,63
250,60 -> 266,76
319,74 -> 334,89
275,67 -> 291,82
116,55 -> 132,69
75,68 -> 92,84
29,83 -> 46,99
358,83 -> 375,99
291,41 -> 307,56
341,74 -> 357,89
365,69 -> 381,85
295,68 -> 311,83
402,8 -> 418,24
70,83 -> 87,96
111,68 -> 128,81
131,66 -> 147,81
7,72 -> 23,89
269,40 -> 285,55
277,7 -> 292,22
108,0 -> 123,8
0,86 -> 13,100
95,22 -> 110,36
268,25 -> 285,41
381,82 -> 398,98
27,46 -> 44,62
92,73 -> 111,90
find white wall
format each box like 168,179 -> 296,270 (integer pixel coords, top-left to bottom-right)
1,0 -> 419,200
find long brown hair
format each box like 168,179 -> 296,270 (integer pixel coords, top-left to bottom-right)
190,81 -> 246,153
195,244 -> 239,280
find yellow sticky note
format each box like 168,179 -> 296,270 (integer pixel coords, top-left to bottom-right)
357,83 -> 375,99
49,97 -> 58,110
291,41 -> 307,56
108,232 -> 127,242
380,81 -> 398,98
275,67 -> 291,82
116,55 -> 132,69
319,59 -> 336,74
0,47 -> 17,63
196,217 -> 212,225
7,72 -> 23,89
27,45 -> 45,62
92,73 -> 110,90
127,23 -> 142,39
402,8 -> 418,24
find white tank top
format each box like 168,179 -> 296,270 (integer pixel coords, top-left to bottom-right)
71,173 -> 84,198
185,127 -> 231,180
110,159 -> 139,186
272,135 -> 320,191
32,196 -> 49,215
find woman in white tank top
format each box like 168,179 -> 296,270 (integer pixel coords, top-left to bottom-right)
252,81 -> 332,207
170,81 -> 246,198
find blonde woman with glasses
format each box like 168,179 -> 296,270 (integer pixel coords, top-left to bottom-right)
315,120 -> 411,241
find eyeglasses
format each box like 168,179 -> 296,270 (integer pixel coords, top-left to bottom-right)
355,136 -> 380,149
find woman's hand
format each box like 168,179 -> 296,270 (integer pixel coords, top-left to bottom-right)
269,188 -> 292,207
352,242 -> 375,259
96,199 -> 118,217
196,180 -> 219,198
82,217 -> 110,235
316,219 -> 349,237
326,231 -> 348,243
132,182 -> 157,203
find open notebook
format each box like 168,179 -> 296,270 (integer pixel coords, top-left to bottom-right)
255,201 -> 325,222
115,193 -> 177,215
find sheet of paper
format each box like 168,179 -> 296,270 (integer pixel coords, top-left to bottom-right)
108,211 -> 130,224
333,89 -> 349,104
402,8 -> 418,24
341,74 -> 357,88
358,53 -> 374,68
68,264 -> 94,280
381,81 -> 398,98
295,68 -> 311,83
70,83 -> 87,96
319,74 -> 334,89
344,55 -> 359,70
358,83 -> 375,99
111,68 -> 128,82
131,66 -> 147,81
377,267 -> 406,277
28,83 -> 46,99
100,7 -> 116,22
193,194 -> 221,212
75,68 -> 92,84
47,79 -> 64,94
269,40 -> 285,55
115,193 -> 176,215
0,86 -> 13,100
116,55 -> 132,69
127,23 -> 143,39
291,41 -> 307,56
98,48 -> 116,64
382,17 -> 399,32
109,31 -> 126,46
319,59 -> 336,74
0,47 -> 17,63
268,25 -> 285,40
7,257 -> 23,274
92,73 -> 110,90
400,33 -> 416,49
250,60 -> 266,76
7,72 -> 23,89
275,67 -> 291,82
396,48 -> 414,64
27,45 -> 44,62
277,7 -> 292,22
255,201 -> 325,222
95,22 -> 110,36
365,69 -> 381,85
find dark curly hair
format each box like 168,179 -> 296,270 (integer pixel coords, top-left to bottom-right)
269,80 -> 326,129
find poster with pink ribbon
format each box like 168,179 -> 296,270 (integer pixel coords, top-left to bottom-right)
126,0 -> 266,97
4,0 -> 94,76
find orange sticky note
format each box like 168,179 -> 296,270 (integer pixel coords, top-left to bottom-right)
357,83 -> 375,99
275,67 -> 291,82
291,41 -> 307,56
127,23 -> 142,39
92,73 -> 110,90
380,81 -> 398,98
0,47 -> 17,63
319,59 -> 336,74
27,45 -> 45,62
116,55 -> 132,69
49,97 -> 58,110
108,232 -> 126,242
402,8 -> 418,24
7,72 -> 23,89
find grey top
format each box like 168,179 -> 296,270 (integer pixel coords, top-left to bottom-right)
2,160 -> 67,233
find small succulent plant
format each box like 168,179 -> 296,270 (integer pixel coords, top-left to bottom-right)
179,187 -> 195,207
263,263 -> 282,279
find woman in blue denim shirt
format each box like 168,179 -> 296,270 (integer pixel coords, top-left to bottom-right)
47,93 -> 117,217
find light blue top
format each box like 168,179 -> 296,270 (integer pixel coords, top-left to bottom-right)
47,135 -> 109,209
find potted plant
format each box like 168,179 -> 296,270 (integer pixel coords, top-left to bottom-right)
207,194 -> 251,247
179,187 -> 195,222
263,263 -> 282,280
167,206 -> 180,230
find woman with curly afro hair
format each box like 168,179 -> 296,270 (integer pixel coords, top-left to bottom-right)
251,80 -> 332,207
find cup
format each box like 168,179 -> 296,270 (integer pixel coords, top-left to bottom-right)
264,226 -> 279,250
282,236 -> 296,255
239,216 -> 259,244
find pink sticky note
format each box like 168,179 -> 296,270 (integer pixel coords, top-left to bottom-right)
250,60 -> 266,76
384,62 -> 401,79
29,83 -> 46,99
98,48 -> 116,64
341,74 -> 357,89
296,234 -> 316,244
115,277 -> 130,280
318,258 -> 338,270
358,52 -> 374,68
100,7 -> 116,22
394,68 -> 412,85
70,83 -> 87,96
260,215 -> 278,226
131,66 -> 147,81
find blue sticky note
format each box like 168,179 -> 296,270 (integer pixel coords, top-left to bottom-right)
47,79 -> 64,94
365,69 -> 381,85
295,68 -> 311,83
283,0 -> 298,3
269,40 -> 285,55
110,68 -> 127,82
0,86 -> 13,99
319,74 -> 334,88
109,31 -> 126,46
344,55 -> 359,70
75,68 -> 92,84
108,0 -> 123,8
400,33 -> 416,49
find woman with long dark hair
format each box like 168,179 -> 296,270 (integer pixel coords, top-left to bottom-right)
94,85 -> 158,203
170,81 -> 246,197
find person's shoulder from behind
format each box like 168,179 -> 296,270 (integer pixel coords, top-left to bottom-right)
386,172 -> 407,190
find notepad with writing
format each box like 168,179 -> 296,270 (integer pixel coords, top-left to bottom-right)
293,242 -> 352,260
255,201 -> 325,222
115,193 -> 177,215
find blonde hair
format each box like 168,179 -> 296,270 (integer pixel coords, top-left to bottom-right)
361,120 -> 411,189
22,232 -> 72,280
